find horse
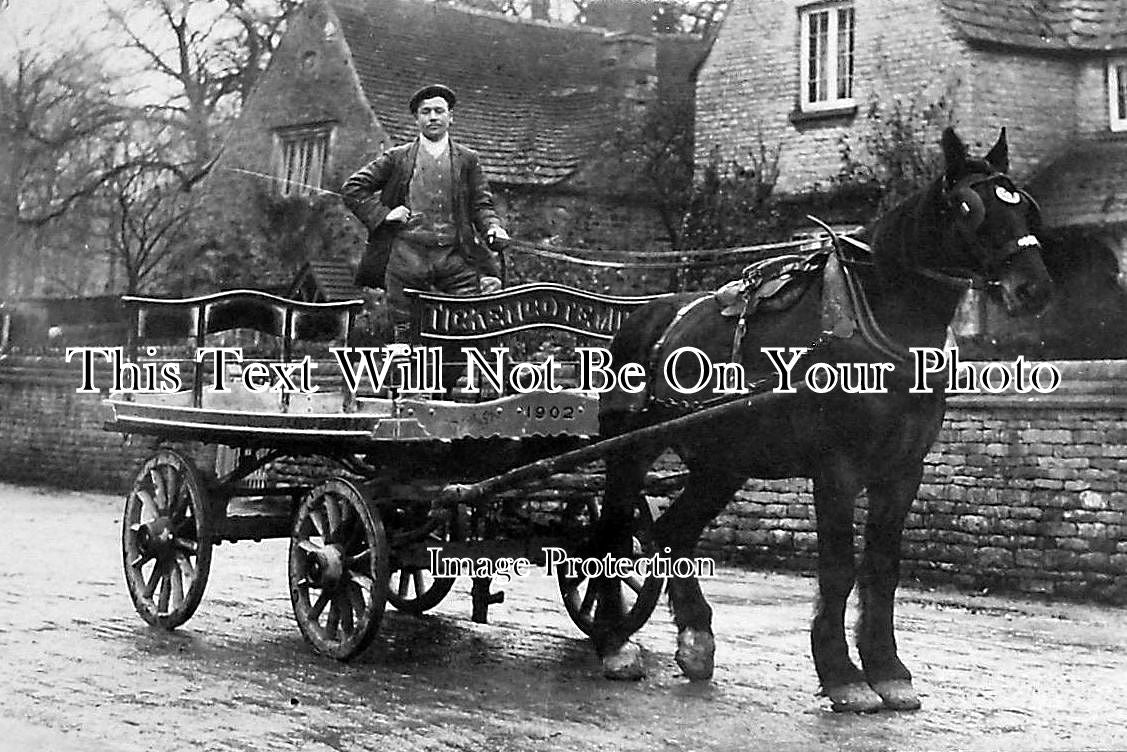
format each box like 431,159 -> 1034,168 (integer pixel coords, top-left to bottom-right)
589,127 -> 1053,712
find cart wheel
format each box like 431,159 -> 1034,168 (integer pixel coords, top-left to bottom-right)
558,498 -> 664,637
388,527 -> 456,615
289,478 -> 389,660
122,449 -> 213,629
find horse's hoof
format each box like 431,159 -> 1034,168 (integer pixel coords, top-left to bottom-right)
870,679 -> 921,711
602,641 -> 646,681
824,683 -> 884,713
674,629 -> 715,681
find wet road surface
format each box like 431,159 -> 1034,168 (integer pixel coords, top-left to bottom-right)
0,482 -> 1124,751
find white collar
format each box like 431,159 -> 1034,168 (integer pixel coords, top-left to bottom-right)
418,135 -> 450,158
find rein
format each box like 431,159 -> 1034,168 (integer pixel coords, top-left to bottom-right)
808,217 -> 915,365
643,168 -> 1042,411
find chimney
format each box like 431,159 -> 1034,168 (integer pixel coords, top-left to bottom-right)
585,0 -> 653,34
601,30 -> 657,114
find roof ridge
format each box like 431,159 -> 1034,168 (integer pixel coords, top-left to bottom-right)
941,0 -> 1127,52
327,0 -> 609,36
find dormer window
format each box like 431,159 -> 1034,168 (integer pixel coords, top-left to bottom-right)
1109,58 -> 1127,132
275,124 -> 332,196
799,2 -> 855,115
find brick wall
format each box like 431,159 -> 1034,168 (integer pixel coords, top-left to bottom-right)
0,357 -> 183,492
695,0 -> 1082,193
1,354 -> 1123,603
497,188 -> 680,295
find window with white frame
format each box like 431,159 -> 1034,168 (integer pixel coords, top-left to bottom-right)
275,124 -> 332,196
1109,58 -> 1127,132
799,2 -> 855,114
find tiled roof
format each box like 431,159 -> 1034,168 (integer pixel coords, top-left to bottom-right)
941,0 -> 1127,52
329,0 -> 705,185
1027,138 -> 1127,228
289,260 -> 363,302
332,0 -> 611,185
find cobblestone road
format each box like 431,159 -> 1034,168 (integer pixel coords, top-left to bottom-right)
1,482 -> 1124,751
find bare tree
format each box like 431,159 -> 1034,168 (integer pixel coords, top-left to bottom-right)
90,122 -> 194,294
601,98 -> 695,250
442,0 -> 728,33
0,44 -> 132,297
109,0 -> 300,184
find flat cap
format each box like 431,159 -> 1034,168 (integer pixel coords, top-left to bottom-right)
409,84 -> 456,113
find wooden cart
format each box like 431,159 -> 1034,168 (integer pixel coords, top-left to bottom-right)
104,283 -> 672,659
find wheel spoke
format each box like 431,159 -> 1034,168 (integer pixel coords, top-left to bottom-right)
135,488 -> 157,517
324,495 -> 342,541
347,548 -> 370,567
174,537 -> 198,555
150,469 -> 169,512
157,569 -> 171,614
624,575 -> 644,595
129,552 -> 152,570
144,563 -> 162,598
310,508 -> 329,538
176,552 -> 196,584
309,589 -> 331,620
168,487 -> 189,522
162,465 -> 181,511
325,601 -> 340,639
412,570 -> 425,598
297,540 -> 320,556
579,581 -> 598,616
396,571 -> 410,599
295,515 -> 317,539
170,562 -> 184,607
171,511 -> 198,536
349,571 -> 375,592
347,580 -> 367,617
337,592 -> 354,635
339,499 -> 354,531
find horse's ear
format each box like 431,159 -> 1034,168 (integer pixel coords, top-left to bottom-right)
941,127 -> 968,185
985,128 -> 1010,173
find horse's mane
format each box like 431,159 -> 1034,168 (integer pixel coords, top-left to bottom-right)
864,178 -> 946,275
864,157 -> 1000,275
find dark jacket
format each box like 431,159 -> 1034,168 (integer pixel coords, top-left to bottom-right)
341,139 -> 503,287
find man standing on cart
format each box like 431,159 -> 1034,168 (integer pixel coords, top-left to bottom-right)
341,84 -> 509,342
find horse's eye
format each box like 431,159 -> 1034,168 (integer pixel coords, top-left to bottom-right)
995,185 -> 1021,204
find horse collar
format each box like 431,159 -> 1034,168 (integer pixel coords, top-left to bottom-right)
822,248 -> 913,364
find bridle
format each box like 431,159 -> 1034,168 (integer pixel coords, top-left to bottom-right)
914,170 -> 1044,291
808,172 -> 1042,366
837,171 -> 1043,292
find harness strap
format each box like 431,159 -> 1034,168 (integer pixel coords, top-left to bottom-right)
647,294 -> 714,379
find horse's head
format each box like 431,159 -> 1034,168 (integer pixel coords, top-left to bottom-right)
940,127 -> 1052,316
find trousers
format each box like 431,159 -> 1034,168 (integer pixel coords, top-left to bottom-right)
385,236 -> 480,340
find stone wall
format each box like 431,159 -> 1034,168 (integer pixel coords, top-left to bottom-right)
1,354 -> 1123,603
0,357 -> 169,492
697,365 -> 1127,603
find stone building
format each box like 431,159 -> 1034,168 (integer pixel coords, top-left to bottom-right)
694,0 -> 1127,355
192,0 -> 707,293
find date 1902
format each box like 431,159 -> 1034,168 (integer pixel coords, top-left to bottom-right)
516,404 -> 578,421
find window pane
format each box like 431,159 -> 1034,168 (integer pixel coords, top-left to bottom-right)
281,140 -> 297,195
1118,64 -> 1127,121
275,129 -> 331,195
837,7 -> 854,100
808,10 -> 828,103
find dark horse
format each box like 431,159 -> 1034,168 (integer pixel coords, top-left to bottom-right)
591,128 -> 1052,712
